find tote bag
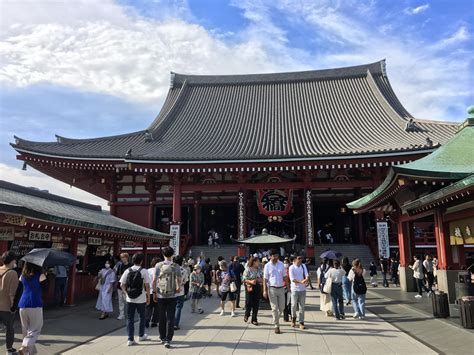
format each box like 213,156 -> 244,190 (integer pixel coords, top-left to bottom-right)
323,275 -> 332,294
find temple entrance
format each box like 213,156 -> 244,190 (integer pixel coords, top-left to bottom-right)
200,204 -> 237,245
314,202 -> 356,244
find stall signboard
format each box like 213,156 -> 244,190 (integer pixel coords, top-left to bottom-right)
376,221 -> 390,259
169,224 -> 180,256
29,231 -> 51,242
0,227 -> 14,241
88,237 -> 103,246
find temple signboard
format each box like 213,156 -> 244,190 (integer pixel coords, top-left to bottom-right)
257,189 -> 293,216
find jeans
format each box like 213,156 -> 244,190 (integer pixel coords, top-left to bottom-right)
54,277 -> 67,306
126,302 -> 146,341
291,290 -> 306,323
351,292 -> 366,317
268,287 -> 285,327
174,295 -> 185,326
330,283 -> 344,318
145,296 -> 159,325
244,284 -> 260,322
382,272 -> 389,287
391,272 -> 399,286
157,297 -> 177,342
416,278 -> 429,296
0,311 -> 15,349
342,275 -> 351,302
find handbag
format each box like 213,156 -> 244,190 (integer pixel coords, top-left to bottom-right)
95,280 -> 101,291
230,281 -> 237,293
323,275 -> 332,294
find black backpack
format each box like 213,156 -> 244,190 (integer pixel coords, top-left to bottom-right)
126,267 -> 144,299
353,272 -> 367,295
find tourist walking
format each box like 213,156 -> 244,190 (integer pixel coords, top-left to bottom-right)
380,257 -> 389,287
423,255 -> 435,291
189,264 -> 205,314
119,252 -> 150,346
146,257 -> 161,328
213,256 -> 224,295
289,256 -> 309,329
202,258 -> 213,297
114,253 -> 132,320
96,259 -> 116,320
410,255 -> 431,298
217,261 -> 237,317
348,259 -> 367,319
263,249 -> 288,334
208,234 -> 213,248
325,259 -> 346,320
0,251 -> 19,354
153,247 -> 182,348
369,261 -> 378,287
53,265 -> 67,307
390,257 -> 399,286
341,256 -> 352,305
283,257 -> 292,322
242,256 -> 263,325
318,259 -> 333,316
174,255 -> 189,330
18,262 -> 46,355
229,256 -> 244,308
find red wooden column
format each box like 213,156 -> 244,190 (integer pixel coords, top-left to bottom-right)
66,234 -> 78,306
397,220 -> 410,267
172,182 -> 182,223
304,189 -> 315,258
434,208 -> 451,270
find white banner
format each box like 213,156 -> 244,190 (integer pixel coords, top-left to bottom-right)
238,191 -> 245,240
169,224 -> 180,256
305,189 -> 314,247
376,221 -> 390,259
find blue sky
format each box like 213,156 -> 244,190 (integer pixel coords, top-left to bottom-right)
0,0 -> 473,207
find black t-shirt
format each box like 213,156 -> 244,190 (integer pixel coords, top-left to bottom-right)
117,262 -> 133,277
380,260 -> 388,273
202,263 -> 212,278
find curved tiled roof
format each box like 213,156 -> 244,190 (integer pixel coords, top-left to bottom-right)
11,60 -> 457,163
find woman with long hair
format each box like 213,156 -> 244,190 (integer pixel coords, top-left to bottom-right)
18,262 -> 47,355
242,256 -> 263,325
348,259 -> 367,319
325,259 -> 346,320
318,258 -> 333,316
341,256 -> 352,305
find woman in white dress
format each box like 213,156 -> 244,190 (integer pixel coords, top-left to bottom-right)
95,260 -> 116,320
318,258 -> 333,316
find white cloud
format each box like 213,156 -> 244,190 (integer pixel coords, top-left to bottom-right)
0,163 -> 109,210
431,26 -> 470,50
404,4 -> 430,15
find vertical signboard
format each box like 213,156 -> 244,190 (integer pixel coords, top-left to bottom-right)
237,191 -> 246,240
376,221 -> 390,258
169,224 -> 180,256
305,189 -> 314,247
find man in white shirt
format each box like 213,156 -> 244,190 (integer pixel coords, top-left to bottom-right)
263,248 -> 288,334
289,256 -> 309,329
145,257 -> 161,328
119,253 -> 150,346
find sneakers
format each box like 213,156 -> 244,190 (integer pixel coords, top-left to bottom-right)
117,315 -> 125,320
220,310 -> 225,316
231,312 -> 236,317
7,348 -> 17,354
127,340 -> 137,346
138,334 -> 148,342
274,327 -> 281,334
198,308 -> 204,314
174,325 -> 180,330
299,323 -> 306,330
291,318 -> 297,327
359,315 -> 365,320
353,314 -> 360,319
414,294 -> 422,298
427,291 -> 433,297
164,342 -> 171,348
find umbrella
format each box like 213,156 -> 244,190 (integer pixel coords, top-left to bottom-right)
21,248 -> 75,268
320,249 -> 342,260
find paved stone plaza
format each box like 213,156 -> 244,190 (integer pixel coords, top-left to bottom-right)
64,288 -> 437,355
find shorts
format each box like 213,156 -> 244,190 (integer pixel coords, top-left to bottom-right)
220,291 -> 236,301
204,276 -> 212,286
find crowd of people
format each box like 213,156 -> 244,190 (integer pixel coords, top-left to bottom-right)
0,245 -> 443,352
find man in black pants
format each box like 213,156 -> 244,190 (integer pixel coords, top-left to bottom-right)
230,256 -> 244,308
153,247 -> 182,349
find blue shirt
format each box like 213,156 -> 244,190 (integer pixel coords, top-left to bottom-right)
19,273 -> 43,308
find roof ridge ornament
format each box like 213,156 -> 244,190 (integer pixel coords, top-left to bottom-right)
170,72 -> 176,89
380,59 -> 387,77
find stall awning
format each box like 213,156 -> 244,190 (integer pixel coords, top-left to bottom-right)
235,229 -> 296,245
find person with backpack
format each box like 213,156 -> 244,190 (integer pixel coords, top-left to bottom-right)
0,251 -> 19,354
174,255 -> 189,330
325,259 -> 346,320
317,259 -> 333,317
289,256 -> 309,329
152,247 -> 182,349
119,253 -> 150,346
95,259 -> 116,320
348,259 -> 367,319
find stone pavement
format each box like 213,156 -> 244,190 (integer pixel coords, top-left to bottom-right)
64,289 -> 436,355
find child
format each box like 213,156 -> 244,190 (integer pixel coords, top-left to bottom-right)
369,261 -> 378,287
190,265 -> 205,314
